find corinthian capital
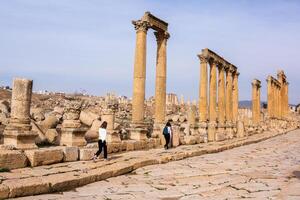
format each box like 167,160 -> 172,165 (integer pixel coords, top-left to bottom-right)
154,31 -> 170,41
132,20 -> 150,32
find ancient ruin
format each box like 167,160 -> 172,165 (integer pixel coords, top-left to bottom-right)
198,48 -> 239,142
267,70 -> 289,119
3,78 -> 38,149
0,10 -> 299,200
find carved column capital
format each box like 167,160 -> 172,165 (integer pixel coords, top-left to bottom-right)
132,20 -> 150,32
154,31 -> 170,42
198,55 -> 208,63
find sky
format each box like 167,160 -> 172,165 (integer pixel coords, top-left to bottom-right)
0,0 -> 299,104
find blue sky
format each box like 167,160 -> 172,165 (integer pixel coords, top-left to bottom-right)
0,0 -> 299,104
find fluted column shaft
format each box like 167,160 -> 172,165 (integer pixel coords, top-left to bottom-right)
198,56 -> 208,122
232,72 -> 239,123
154,31 -> 169,124
209,60 -> 217,123
131,21 -> 149,123
267,77 -> 273,118
225,67 -> 233,122
217,65 -> 226,125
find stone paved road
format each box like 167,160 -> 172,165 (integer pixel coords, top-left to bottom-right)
15,130 -> 300,200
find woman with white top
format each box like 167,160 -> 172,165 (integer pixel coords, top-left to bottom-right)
92,121 -> 108,161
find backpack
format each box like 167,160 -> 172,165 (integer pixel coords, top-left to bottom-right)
163,127 -> 169,135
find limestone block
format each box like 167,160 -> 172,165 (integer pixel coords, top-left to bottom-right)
45,128 -> 58,144
60,146 -> 79,162
171,127 -> 180,147
126,140 -> 135,151
90,120 -> 101,131
0,150 -> 28,169
0,184 -> 9,200
106,132 -> 121,143
80,111 -> 99,126
79,148 -> 97,160
84,130 -> 98,143
107,142 -> 121,153
25,148 -> 64,167
184,135 -> 197,145
134,140 -> 147,150
39,115 -> 59,133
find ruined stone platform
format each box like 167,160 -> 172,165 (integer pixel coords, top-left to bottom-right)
0,127 -> 298,199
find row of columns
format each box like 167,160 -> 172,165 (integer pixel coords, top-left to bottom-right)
198,52 -> 239,141
131,20 -> 169,126
267,71 -> 289,119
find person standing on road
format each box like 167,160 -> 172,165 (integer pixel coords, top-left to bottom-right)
92,121 -> 108,161
163,121 -> 172,149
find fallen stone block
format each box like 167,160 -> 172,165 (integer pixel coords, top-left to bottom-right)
80,111 -> 99,126
59,146 -> 79,162
0,184 -> 9,200
25,148 -> 64,167
0,150 -> 28,169
107,142 -> 121,154
79,148 -> 97,160
3,177 -> 50,198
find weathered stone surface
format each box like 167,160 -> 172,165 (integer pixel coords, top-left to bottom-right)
0,150 -> 28,169
4,177 -> 50,198
0,184 -> 9,200
237,120 -> 245,138
45,128 -> 58,144
39,115 -> 59,133
80,111 -> 99,126
25,148 -> 64,167
84,130 -> 98,143
183,135 -> 197,145
90,119 -> 101,131
79,148 -> 97,160
60,146 -> 79,162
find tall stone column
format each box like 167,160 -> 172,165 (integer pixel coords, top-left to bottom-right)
131,20 -> 149,124
198,55 -> 208,123
267,77 -> 273,118
217,64 -> 226,125
225,67 -> 233,122
286,82 -> 289,115
216,64 -> 226,141
252,79 -> 261,125
232,71 -> 239,123
154,31 -> 169,124
4,78 -> 38,149
208,60 -> 217,141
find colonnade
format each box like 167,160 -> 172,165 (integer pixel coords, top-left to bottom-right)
131,12 -> 169,126
198,48 -> 239,141
267,70 -> 289,119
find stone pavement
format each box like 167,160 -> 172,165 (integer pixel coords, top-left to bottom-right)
0,128 -> 298,199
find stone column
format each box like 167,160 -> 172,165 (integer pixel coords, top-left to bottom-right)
252,79 -> 261,125
198,55 -> 208,123
154,31 -> 169,124
216,64 -> 226,141
232,71 -> 239,123
267,77 -> 273,118
225,67 -> 234,122
4,78 -> 38,149
225,66 -> 234,138
60,101 -> 87,147
217,64 -> 226,125
286,82 -> 289,115
102,109 -> 121,143
208,60 -> 217,141
131,20 -> 149,124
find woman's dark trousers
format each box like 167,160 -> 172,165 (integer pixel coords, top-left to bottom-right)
164,134 -> 170,149
95,139 -> 107,158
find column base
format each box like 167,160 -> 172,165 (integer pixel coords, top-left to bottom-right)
207,121 -> 217,142
236,120 -> 245,138
198,122 -> 208,143
225,122 -> 234,139
216,123 -> 226,141
4,130 -> 38,150
127,122 -> 148,141
60,127 -> 87,147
